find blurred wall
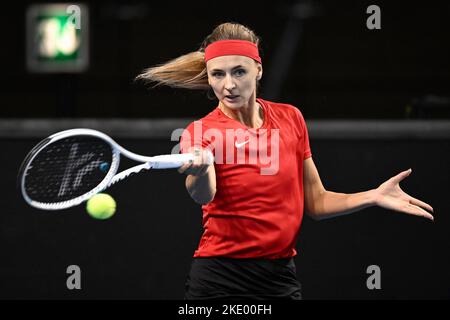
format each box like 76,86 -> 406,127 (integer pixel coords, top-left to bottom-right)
1,135 -> 448,299
1,0 -> 449,119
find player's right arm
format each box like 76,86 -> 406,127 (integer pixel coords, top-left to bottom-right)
178,147 -> 216,205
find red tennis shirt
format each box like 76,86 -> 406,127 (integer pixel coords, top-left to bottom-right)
180,98 -> 312,259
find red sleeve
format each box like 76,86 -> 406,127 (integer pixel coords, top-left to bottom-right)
293,107 -> 312,159
179,120 -> 212,154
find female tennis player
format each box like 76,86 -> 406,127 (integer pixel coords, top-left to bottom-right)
137,22 -> 434,300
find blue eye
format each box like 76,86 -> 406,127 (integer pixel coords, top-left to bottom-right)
212,72 -> 224,77
234,69 -> 246,76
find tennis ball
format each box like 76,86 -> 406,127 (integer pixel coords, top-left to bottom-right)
86,193 -> 116,220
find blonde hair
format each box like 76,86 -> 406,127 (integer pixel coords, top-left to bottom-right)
136,22 -> 261,90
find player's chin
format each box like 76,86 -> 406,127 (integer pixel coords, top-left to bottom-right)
221,97 -> 244,109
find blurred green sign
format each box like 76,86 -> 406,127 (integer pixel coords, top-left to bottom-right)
27,4 -> 89,72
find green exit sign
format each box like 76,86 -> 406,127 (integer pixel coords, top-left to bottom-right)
27,3 -> 89,73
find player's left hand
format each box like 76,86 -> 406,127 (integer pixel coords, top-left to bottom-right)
372,169 -> 434,221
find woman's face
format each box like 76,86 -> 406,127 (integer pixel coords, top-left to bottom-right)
206,55 -> 262,110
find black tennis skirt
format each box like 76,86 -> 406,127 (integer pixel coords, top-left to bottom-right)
184,257 -> 302,300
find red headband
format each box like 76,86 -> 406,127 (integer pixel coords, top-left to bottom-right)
204,40 -> 261,64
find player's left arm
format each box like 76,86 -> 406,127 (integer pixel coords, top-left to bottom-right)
302,157 -> 434,221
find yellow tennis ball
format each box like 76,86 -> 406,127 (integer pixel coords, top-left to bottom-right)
86,193 -> 116,220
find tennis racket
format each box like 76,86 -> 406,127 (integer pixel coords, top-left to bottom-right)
18,128 -> 205,210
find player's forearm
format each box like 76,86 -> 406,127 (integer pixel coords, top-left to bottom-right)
309,189 -> 377,220
186,166 -> 216,205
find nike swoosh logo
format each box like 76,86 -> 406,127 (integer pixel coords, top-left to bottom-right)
235,140 -> 250,148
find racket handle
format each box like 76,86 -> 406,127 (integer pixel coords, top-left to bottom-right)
150,153 -> 196,169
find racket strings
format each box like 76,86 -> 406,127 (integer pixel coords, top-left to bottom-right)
24,136 -> 115,203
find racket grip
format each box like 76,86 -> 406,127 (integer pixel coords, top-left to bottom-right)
151,153 -> 196,169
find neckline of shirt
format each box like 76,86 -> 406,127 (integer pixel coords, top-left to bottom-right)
216,98 -> 269,132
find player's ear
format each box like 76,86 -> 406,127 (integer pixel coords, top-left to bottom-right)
256,64 -> 263,81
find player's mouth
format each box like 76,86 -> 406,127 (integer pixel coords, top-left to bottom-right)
224,95 -> 239,102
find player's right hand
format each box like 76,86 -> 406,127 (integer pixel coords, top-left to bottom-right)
178,147 -> 214,177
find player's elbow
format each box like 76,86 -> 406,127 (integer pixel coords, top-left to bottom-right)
186,179 -> 216,205
191,189 -> 216,205
193,196 -> 215,206
305,189 -> 327,221
306,211 -> 324,221
185,169 -> 216,205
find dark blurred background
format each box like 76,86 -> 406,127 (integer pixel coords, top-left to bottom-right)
1,0 -> 449,119
0,0 -> 449,300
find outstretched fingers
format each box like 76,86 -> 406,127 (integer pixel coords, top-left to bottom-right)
404,203 -> 434,221
408,196 -> 434,213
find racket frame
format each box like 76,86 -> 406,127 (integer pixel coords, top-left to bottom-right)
20,128 -> 194,210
